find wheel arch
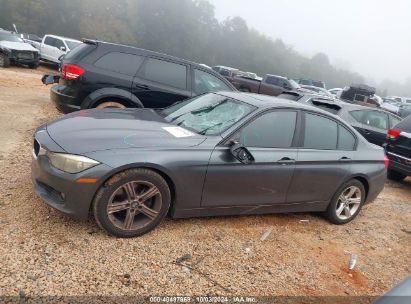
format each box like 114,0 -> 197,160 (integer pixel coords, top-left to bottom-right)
347,174 -> 370,201
90,164 -> 177,214
81,88 -> 144,109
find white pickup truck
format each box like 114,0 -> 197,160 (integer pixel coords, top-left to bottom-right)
30,34 -> 82,63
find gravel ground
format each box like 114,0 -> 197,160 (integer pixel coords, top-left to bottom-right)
0,66 -> 410,297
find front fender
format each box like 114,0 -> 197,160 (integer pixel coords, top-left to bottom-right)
81,88 -> 143,109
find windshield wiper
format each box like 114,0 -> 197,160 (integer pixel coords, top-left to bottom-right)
197,118 -> 236,135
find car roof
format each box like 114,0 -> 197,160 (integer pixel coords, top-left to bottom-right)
265,74 -> 287,80
217,92 -> 334,113
338,102 -> 401,116
45,34 -> 81,42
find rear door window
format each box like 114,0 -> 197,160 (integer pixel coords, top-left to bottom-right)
265,76 -> 279,85
363,110 -> 389,130
193,69 -> 232,94
141,58 -> 187,90
303,113 -> 338,150
349,110 -> 366,123
94,52 -> 144,76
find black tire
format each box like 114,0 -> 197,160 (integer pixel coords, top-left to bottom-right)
28,62 -> 39,69
93,168 -> 171,238
324,179 -> 366,225
0,53 -> 10,68
387,169 -> 406,182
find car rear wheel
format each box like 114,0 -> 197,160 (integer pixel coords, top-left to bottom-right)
324,179 -> 365,224
96,101 -> 126,109
387,169 -> 406,182
0,54 -> 10,68
93,168 -> 171,238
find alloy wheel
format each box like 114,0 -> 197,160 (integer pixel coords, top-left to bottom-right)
107,181 -> 162,231
335,186 -> 362,220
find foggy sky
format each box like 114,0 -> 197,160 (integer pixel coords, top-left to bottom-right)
208,0 -> 411,84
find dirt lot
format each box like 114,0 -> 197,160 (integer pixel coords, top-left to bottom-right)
0,66 -> 410,298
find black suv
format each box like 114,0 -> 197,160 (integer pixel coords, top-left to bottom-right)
48,40 -> 235,113
385,115 -> 411,181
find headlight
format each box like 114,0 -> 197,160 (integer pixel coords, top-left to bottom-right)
47,152 -> 99,173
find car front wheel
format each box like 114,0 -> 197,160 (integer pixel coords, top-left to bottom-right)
0,54 -> 10,68
325,179 -> 365,224
93,168 -> 171,238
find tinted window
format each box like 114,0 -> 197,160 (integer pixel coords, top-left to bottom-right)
338,125 -> 356,150
240,111 -> 297,148
44,36 -> 55,46
95,52 -> 144,76
64,43 -> 96,61
54,39 -> 65,49
389,115 -> 401,128
193,69 -> 232,94
363,111 -> 389,130
304,113 -> 337,150
266,76 -> 279,85
142,58 -> 187,89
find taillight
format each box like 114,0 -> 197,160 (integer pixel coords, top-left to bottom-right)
384,154 -> 389,169
61,64 -> 85,80
387,128 -> 400,140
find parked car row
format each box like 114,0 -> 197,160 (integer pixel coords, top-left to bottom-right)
0,28 -> 82,68
30,38 -> 409,238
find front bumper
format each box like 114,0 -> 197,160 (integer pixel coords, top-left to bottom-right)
387,152 -> 411,176
51,85 -> 81,113
31,132 -> 112,220
9,50 -> 39,65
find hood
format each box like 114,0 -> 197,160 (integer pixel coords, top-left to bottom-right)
0,41 -> 38,52
46,109 -> 206,154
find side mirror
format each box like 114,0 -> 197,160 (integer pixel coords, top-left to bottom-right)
230,142 -> 254,164
60,46 -> 66,52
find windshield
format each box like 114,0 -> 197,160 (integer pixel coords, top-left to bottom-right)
66,41 -> 81,50
160,94 -> 256,135
0,33 -> 23,42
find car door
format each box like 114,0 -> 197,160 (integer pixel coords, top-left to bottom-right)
133,57 -> 192,109
201,109 -> 299,207
259,76 -> 284,96
92,52 -> 145,100
287,112 -> 356,205
53,38 -> 66,60
361,110 -> 390,146
41,36 -> 56,61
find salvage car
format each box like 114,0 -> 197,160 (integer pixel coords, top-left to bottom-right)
231,73 -> 309,96
288,92 -> 402,147
44,39 -> 235,113
30,34 -> 82,64
384,115 -> 411,181
0,30 -> 39,68
32,92 -> 387,237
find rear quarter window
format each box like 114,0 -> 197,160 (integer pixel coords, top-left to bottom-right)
94,52 -> 144,76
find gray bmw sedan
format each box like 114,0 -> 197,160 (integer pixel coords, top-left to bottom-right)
32,92 -> 387,237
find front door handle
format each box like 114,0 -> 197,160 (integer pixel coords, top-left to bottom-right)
135,84 -> 149,90
339,157 -> 351,161
278,157 -> 296,165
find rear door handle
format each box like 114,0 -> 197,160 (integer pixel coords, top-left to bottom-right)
339,157 -> 351,161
